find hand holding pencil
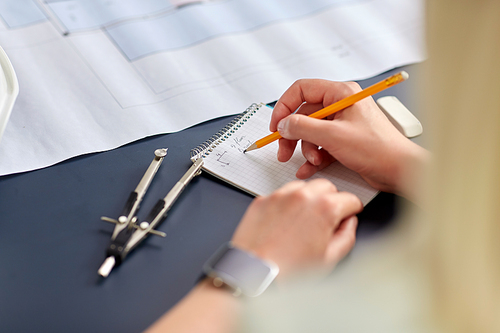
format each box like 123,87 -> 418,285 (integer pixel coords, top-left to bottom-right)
244,71 -> 408,153
244,72 -> 427,196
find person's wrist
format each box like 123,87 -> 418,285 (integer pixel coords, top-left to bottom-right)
392,140 -> 430,202
202,242 -> 279,297
199,276 -> 244,297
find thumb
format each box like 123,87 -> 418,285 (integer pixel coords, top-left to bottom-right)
277,114 -> 340,148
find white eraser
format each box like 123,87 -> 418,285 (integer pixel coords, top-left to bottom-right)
376,96 -> 423,138
400,71 -> 409,80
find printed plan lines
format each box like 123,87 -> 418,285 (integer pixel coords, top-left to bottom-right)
0,0 -> 425,175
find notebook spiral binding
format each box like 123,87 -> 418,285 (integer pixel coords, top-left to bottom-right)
190,103 -> 263,162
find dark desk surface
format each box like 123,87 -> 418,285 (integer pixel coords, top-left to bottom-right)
0,66 -> 420,332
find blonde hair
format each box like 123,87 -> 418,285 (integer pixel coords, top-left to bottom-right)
423,0 -> 500,331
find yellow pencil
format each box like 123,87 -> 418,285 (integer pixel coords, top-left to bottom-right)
244,71 -> 409,153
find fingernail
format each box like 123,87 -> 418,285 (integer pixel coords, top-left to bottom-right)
306,152 -> 316,165
277,118 -> 288,137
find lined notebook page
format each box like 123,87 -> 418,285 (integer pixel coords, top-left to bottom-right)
193,104 -> 378,206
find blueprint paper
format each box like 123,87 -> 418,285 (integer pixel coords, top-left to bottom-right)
0,0 -> 425,175
45,0 -> 176,32
0,0 -> 46,28
106,0 -> 358,60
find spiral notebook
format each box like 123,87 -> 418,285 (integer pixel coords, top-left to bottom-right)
190,103 -> 378,206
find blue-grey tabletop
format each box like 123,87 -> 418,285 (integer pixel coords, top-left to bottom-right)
0,65 -> 420,333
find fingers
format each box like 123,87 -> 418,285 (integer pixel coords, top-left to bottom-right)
277,136 -> 331,165
276,137 -> 297,163
308,184 -> 362,267
301,140 -> 323,167
270,80 -> 323,132
325,191 -> 363,225
304,179 -> 363,228
324,215 -> 358,267
270,79 -> 362,131
296,151 -> 335,179
233,178 -> 362,277
277,114 -> 342,150
272,79 -> 362,163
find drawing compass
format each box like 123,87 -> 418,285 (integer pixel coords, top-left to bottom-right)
98,150 -> 204,278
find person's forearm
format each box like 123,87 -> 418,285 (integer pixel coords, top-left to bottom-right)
393,140 -> 430,205
146,178 -> 362,332
145,279 -> 241,333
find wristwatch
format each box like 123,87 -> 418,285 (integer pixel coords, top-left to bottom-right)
202,242 -> 279,297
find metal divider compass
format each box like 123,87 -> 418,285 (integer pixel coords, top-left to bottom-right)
98,148 -> 204,277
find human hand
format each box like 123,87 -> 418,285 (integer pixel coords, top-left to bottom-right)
145,180 -> 361,332
231,179 -> 362,278
270,78 -> 428,197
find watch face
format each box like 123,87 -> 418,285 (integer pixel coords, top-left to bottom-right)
204,243 -> 279,297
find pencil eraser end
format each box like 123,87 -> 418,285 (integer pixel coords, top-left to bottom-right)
376,96 -> 422,138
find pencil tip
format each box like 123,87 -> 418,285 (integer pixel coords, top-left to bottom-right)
245,143 -> 258,153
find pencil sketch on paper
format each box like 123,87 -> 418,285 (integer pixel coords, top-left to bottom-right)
216,151 -> 230,166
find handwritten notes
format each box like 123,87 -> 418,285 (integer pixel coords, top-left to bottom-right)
195,104 -> 378,206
